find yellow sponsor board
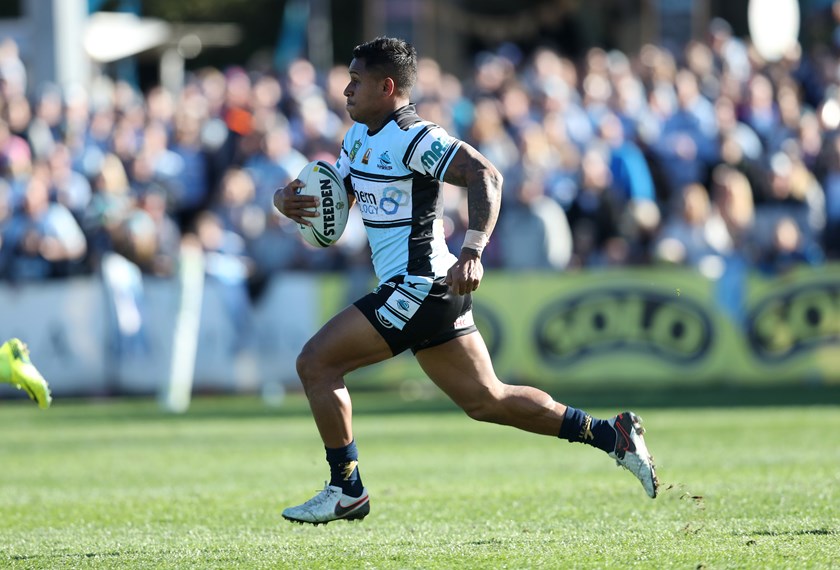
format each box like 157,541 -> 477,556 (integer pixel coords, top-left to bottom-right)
467,268 -> 753,388
320,265 -> 840,388
743,264 -> 840,383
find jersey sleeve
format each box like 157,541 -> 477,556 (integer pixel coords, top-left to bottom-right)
402,123 -> 462,181
336,134 -> 352,179
336,132 -> 356,199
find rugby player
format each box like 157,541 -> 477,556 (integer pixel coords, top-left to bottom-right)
274,37 -> 657,525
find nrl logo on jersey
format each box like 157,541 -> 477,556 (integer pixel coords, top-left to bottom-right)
348,140 -> 362,162
377,151 -> 393,170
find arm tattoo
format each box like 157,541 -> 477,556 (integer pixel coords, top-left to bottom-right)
443,143 -> 502,236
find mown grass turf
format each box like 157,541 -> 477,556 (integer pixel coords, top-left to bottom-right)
1,392 -> 838,569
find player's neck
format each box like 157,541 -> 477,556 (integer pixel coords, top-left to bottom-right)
364,99 -> 410,132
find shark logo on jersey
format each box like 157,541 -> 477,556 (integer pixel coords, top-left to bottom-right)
377,151 -> 393,170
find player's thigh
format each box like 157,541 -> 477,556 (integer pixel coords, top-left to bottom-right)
413,331 -> 502,407
300,304 -> 393,377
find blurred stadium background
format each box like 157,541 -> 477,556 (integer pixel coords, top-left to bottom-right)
1,0 -> 839,409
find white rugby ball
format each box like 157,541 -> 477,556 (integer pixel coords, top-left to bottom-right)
295,160 -> 349,248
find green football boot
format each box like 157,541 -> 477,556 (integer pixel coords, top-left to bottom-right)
0,338 -> 52,409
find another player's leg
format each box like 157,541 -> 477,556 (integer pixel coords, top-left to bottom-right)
0,338 -> 52,409
415,332 -> 658,498
282,305 -> 392,525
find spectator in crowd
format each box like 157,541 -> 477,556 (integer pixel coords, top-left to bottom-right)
757,215 -> 825,275
742,74 -> 780,151
0,38 -> 27,99
132,188 -> 181,278
48,142 -> 91,219
213,167 -> 266,284
466,97 -> 519,195
653,183 -> 732,274
710,165 -> 755,250
0,118 -> 32,205
194,210 -> 254,351
169,109 -> 211,228
714,95 -> 762,162
82,152 -> 135,271
817,133 -> 840,257
566,144 -> 625,267
26,83 -> 64,160
710,165 -> 755,328
753,151 -> 825,253
650,70 -> 718,209
498,172 -> 572,270
244,117 -> 308,210
598,112 -> 657,204
1,169 -> 87,280
4,93 -> 33,147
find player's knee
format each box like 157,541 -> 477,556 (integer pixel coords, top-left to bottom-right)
461,391 -> 503,423
295,343 -> 326,389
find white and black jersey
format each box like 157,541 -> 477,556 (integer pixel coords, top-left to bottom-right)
335,104 -> 461,284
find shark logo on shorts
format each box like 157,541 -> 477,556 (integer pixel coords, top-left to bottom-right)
397,299 -> 410,311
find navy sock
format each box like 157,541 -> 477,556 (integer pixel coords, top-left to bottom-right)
558,406 -> 616,454
325,441 -> 364,497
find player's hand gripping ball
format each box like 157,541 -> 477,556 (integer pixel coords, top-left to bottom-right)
295,160 -> 349,247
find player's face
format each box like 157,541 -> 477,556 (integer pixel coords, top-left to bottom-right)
344,58 -> 387,126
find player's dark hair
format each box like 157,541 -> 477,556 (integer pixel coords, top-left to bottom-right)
352,37 -> 417,97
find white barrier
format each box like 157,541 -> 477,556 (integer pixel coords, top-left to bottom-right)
0,277 -> 108,395
0,271 -> 319,399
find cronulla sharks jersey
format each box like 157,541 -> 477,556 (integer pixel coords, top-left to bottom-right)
336,105 -> 461,283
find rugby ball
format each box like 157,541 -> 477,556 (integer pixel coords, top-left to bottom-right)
295,160 -> 349,247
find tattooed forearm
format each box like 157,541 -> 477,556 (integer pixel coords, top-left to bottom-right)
443,143 -> 503,235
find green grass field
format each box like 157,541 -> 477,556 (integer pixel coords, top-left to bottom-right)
1,391 -> 838,569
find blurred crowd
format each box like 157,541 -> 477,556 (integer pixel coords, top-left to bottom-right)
1,18 -> 839,302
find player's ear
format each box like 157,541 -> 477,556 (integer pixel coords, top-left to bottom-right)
382,77 -> 396,96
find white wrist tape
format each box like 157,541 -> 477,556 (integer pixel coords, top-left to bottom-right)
461,230 -> 489,256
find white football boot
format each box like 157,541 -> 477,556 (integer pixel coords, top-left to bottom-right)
608,411 -> 659,498
282,483 -> 370,525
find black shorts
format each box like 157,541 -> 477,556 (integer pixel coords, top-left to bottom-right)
354,275 -> 477,355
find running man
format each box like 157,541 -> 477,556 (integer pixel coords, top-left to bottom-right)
273,37 -> 657,525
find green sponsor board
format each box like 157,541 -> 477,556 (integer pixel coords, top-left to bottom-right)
469,268 -> 747,388
317,265 -> 840,388
743,264 -> 840,384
